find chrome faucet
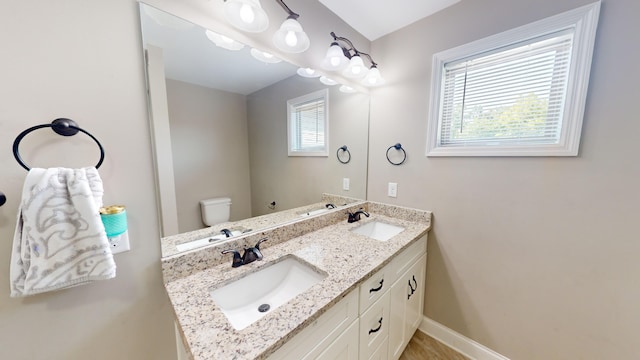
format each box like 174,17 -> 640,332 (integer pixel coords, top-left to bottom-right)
347,208 -> 370,223
221,238 -> 268,268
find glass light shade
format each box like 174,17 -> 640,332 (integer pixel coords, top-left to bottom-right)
205,30 -> 245,51
297,67 -> 320,78
321,44 -> 349,71
343,55 -> 369,79
339,85 -> 356,93
250,48 -> 282,63
273,18 -> 310,53
319,76 -> 337,86
362,66 -> 386,86
223,0 -> 269,33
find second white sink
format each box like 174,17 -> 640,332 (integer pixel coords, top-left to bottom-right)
210,256 -> 327,330
351,221 -> 405,241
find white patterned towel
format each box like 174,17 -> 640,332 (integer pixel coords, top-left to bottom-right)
10,167 -> 116,297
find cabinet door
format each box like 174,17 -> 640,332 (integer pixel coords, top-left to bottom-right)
405,254 -> 426,338
388,273 -> 408,360
387,253 -> 427,360
313,319 -> 360,360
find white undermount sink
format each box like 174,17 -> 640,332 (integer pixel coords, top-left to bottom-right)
210,256 -> 327,330
175,231 -> 242,252
351,221 -> 405,241
299,208 -> 330,217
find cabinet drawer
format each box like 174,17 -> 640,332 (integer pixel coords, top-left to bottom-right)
269,289 -> 359,360
359,263 -> 391,313
359,290 -> 391,360
391,236 -> 426,283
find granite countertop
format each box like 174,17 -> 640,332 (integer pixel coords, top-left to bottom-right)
161,194 -> 363,257
163,203 -> 432,360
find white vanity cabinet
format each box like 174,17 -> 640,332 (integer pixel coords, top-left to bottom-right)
358,236 -> 427,360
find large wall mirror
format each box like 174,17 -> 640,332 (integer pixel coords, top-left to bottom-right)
138,4 -> 370,257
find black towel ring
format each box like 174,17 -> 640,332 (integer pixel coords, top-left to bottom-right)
386,143 -> 407,166
13,118 -> 105,171
0,192 -> 6,207
337,145 -> 351,164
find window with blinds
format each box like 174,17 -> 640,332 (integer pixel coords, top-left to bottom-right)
287,89 -> 329,156
427,2 -> 600,156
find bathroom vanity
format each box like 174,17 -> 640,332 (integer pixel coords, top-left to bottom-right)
161,202 -> 431,360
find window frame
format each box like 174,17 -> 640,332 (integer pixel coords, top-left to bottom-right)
426,1 -> 600,157
287,88 -> 330,157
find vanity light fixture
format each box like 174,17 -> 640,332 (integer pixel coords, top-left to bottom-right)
223,0 -> 269,33
297,67 -> 320,78
272,0 -> 309,53
250,48 -> 282,63
205,30 -> 245,51
319,76 -> 337,86
322,32 -> 385,86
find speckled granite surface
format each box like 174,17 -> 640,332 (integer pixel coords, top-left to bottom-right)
161,194 -> 363,257
162,202 -> 431,360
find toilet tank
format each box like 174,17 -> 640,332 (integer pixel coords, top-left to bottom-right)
199,197 -> 231,226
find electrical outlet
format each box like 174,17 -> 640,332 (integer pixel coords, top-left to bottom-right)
343,178 -> 350,191
108,231 -> 130,254
388,182 -> 398,198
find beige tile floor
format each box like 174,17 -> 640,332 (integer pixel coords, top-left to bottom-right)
399,330 -> 471,360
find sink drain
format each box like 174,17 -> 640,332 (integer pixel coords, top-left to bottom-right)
258,303 -> 270,313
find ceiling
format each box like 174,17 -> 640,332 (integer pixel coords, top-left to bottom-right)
319,0 -> 461,40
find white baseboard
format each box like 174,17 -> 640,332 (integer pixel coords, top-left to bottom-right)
419,317 -> 510,360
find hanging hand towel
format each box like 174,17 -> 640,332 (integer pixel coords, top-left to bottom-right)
10,167 -> 116,297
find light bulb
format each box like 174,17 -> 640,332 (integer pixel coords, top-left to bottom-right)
343,55 -> 368,79
263,52 -> 274,59
285,30 -> 298,47
273,18 -> 309,53
239,4 -> 255,24
322,43 -> 349,71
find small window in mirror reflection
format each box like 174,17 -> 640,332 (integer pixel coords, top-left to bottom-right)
287,89 -> 329,157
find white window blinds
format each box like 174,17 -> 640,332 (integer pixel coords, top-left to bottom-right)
287,89 -> 329,156
291,98 -> 326,152
427,2 -> 600,156
440,30 -> 574,147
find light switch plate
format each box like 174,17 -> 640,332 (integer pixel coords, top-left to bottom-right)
388,182 -> 398,198
343,178 -> 350,191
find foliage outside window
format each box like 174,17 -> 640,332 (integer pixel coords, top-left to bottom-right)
426,2 -> 600,156
288,89 -> 329,157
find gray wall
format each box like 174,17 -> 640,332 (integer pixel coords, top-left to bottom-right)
247,76 -> 369,216
0,1 -> 175,359
166,79 -> 252,232
367,0 -> 640,358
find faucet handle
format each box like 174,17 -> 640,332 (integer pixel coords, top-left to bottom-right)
254,237 -> 268,250
221,249 -> 243,267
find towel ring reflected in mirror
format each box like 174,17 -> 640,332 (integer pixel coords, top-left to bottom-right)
386,143 -> 407,166
337,145 -> 351,164
12,118 -> 105,171
0,192 -> 6,207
